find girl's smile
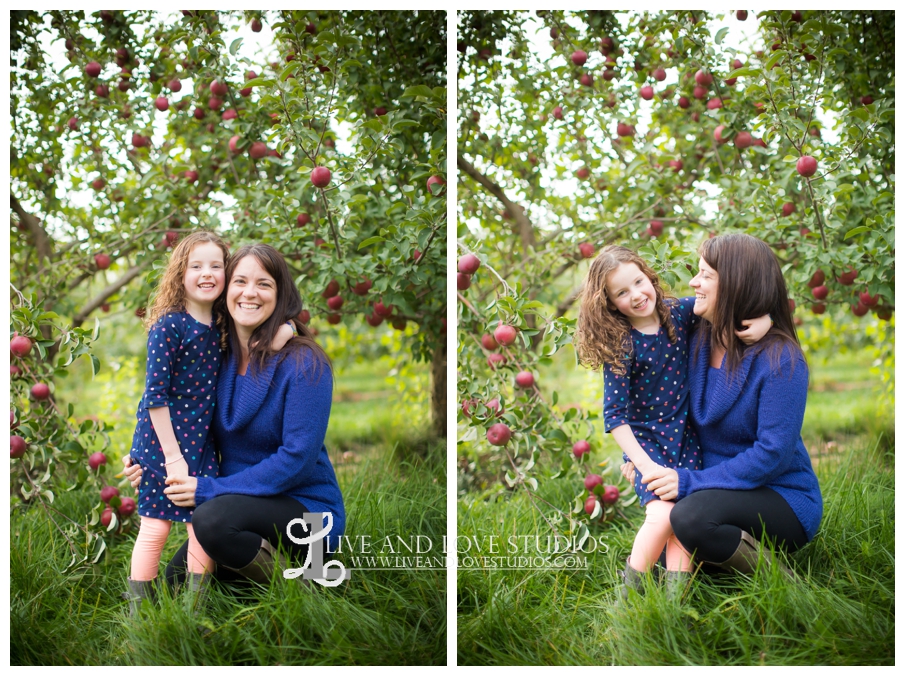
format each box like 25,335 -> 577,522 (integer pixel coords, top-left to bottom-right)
605,262 -> 659,330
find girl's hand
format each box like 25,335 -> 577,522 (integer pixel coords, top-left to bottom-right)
165,456 -> 190,482
736,314 -> 772,345
272,322 -> 296,351
641,466 -> 680,501
620,461 -> 636,484
122,455 -> 143,490
164,475 -> 198,507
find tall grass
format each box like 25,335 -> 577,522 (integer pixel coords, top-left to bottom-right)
11,443 -> 446,665
456,349 -> 894,665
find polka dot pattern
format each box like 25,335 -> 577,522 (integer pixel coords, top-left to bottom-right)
128,312 -> 221,522
603,298 -> 703,506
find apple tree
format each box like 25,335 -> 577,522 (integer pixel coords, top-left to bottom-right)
456,10 -> 894,535
10,9 -> 446,561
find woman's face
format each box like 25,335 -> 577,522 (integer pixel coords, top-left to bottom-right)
226,254 -> 277,334
690,256 -> 719,322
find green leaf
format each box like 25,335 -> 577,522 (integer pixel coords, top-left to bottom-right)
844,226 -> 871,239
715,27 -> 729,45
242,77 -> 274,89
229,37 -> 243,56
401,85 -> 433,99
764,50 -> 785,71
358,236 -> 385,250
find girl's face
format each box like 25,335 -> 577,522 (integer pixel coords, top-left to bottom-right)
183,242 -> 226,309
689,256 -> 718,322
226,254 -> 277,334
605,262 -> 657,324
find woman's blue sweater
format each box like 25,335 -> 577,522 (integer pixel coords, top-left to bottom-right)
195,346 -> 345,547
676,335 -> 823,541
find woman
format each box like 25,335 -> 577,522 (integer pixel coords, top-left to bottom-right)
124,244 -> 344,588
637,233 -> 822,575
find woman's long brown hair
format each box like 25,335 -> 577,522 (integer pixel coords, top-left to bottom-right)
574,245 -> 677,376
218,244 -> 331,379
695,233 -> 803,374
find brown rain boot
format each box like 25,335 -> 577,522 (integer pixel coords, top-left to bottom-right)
715,530 -> 798,580
225,538 -> 308,587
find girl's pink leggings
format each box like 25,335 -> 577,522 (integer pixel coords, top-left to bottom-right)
130,516 -> 214,581
629,499 -> 693,572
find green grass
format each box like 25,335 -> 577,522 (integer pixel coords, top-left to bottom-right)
457,348 -> 894,665
11,368 -> 446,666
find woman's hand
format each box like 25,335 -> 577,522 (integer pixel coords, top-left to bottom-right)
164,476 -> 198,507
620,461 -> 636,484
641,465 -> 680,501
122,455 -> 143,490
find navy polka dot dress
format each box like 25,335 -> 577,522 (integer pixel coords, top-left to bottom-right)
129,311 -> 220,522
603,297 -> 703,506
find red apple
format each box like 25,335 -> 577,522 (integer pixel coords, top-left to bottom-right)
222,108 -> 238,121
326,314 -> 342,325
494,323 -> 518,346
616,122 -> 635,137
602,69 -> 616,81
571,50 -> 588,66
10,335 -> 32,358
95,84 -> 109,98
837,267 -> 858,285
327,295 -> 344,311
552,105 -> 564,120
640,85 -> 654,100
208,96 -> 223,110
487,353 -> 506,370
184,170 -> 198,183
92,177 -> 106,191
365,313 -> 383,327
876,308 -> 892,321
579,242 -> 595,259
572,440 -> 590,458
580,73 -> 594,87
374,301 -> 394,318
68,116 -> 79,131
311,166 -> 332,188
859,291 -> 879,307
584,474 -> 603,492
85,61 -> 101,77
426,175 -> 445,195
678,96 -> 690,109
669,159 -> 683,172
485,398 -> 503,418
210,80 -> 228,97
249,142 -> 267,160
251,18 -> 262,31
584,496 -> 599,515
861,95 -> 874,106
458,253 -> 481,274
737,10 -> 748,20
88,452 -> 107,470
481,334 -> 498,350
714,125 -> 728,144
515,371 -> 535,389
797,155 -> 818,177
707,97 -> 723,110
734,131 -> 753,149
296,213 -> 311,227
456,273 -> 471,290
352,278 -> 372,295
118,497 -> 137,517
652,68 -> 666,81
601,485 -> 620,504
486,423 -> 512,446
11,435 -> 27,459
31,383 -> 51,400
852,302 -> 869,317
576,167 -> 590,180
782,202 -> 796,217
100,508 -> 114,527
374,106 -> 387,116
648,220 -> 664,236
94,253 -> 111,269
811,285 -> 828,300
155,96 -> 169,111
695,69 -> 713,86
807,270 -> 825,288
100,485 -> 120,503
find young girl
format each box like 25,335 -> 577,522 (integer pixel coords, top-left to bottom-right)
574,245 -> 770,596
124,232 -> 294,613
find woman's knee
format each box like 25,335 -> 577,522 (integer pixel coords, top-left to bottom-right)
669,495 -> 714,551
190,498 -> 234,550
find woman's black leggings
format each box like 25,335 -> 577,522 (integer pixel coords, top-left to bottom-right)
165,494 -> 311,586
669,487 -> 809,564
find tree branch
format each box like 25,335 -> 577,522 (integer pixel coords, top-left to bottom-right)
71,258 -> 155,327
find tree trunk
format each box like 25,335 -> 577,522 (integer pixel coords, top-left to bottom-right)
431,340 -> 446,438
